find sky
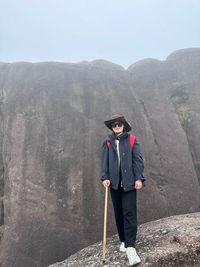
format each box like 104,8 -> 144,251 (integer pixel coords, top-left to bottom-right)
0,0 -> 200,68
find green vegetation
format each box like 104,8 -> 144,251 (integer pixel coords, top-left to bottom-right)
0,96 -> 4,120
21,111 -> 29,116
170,82 -> 200,185
170,82 -> 190,131
170,82 -> 188,100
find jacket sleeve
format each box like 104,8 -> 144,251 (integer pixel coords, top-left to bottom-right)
101,139 -> 110,181
132,138 -> 146,185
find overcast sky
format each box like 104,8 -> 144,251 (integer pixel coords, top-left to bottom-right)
0,0 -> 200,68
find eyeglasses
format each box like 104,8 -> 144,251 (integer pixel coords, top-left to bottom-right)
111,121 -> 123,128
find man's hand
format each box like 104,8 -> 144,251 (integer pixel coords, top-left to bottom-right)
102,180 -> 110,187
135,180 -> 142,190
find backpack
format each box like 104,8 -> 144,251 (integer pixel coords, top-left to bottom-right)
106,135 -> 136,150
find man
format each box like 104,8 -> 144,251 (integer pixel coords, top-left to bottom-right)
101,114 -> 145,266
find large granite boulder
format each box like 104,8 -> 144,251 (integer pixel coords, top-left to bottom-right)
0,48 -> 199,267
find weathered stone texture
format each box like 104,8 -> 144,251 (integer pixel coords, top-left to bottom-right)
49,212 -> 200,267
0,49 -> 199,267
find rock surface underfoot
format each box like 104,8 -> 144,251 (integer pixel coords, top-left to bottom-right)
49,212 -> 200,267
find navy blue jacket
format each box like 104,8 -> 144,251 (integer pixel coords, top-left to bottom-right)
101,131 -> 145,192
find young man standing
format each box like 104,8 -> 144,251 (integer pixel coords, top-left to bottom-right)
101,114 -> 145,266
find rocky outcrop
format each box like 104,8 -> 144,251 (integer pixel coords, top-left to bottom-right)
0,49 -> 199,267
49,212 -> 200,267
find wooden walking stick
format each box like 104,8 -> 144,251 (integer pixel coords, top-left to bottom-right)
102,186 -> 108,264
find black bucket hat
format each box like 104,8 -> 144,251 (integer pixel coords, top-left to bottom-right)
104,114 -> 132,132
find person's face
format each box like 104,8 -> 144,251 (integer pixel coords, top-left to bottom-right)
111,121 -> 124,135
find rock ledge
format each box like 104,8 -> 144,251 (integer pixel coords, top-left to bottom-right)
49,212 -> 200,267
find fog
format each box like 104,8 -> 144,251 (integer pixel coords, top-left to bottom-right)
0,0 -> 200,68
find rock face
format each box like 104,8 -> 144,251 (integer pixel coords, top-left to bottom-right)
0,48 -> 199,267
49,212 -> 200,267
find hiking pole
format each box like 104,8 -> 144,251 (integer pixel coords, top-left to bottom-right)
102,186 -> 108,264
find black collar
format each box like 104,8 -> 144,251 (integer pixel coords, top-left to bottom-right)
110,131 -> 128,140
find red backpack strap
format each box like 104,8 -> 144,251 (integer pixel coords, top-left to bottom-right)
106,140 -> 110,148
130,135 -> 136,150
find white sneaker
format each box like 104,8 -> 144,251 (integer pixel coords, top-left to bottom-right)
119,242 -> 127,252
126,247 -> 141,266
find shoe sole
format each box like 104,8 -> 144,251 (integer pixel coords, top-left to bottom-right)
128,259 -> 141,266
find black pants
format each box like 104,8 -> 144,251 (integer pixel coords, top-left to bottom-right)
110,183 -> 137,248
